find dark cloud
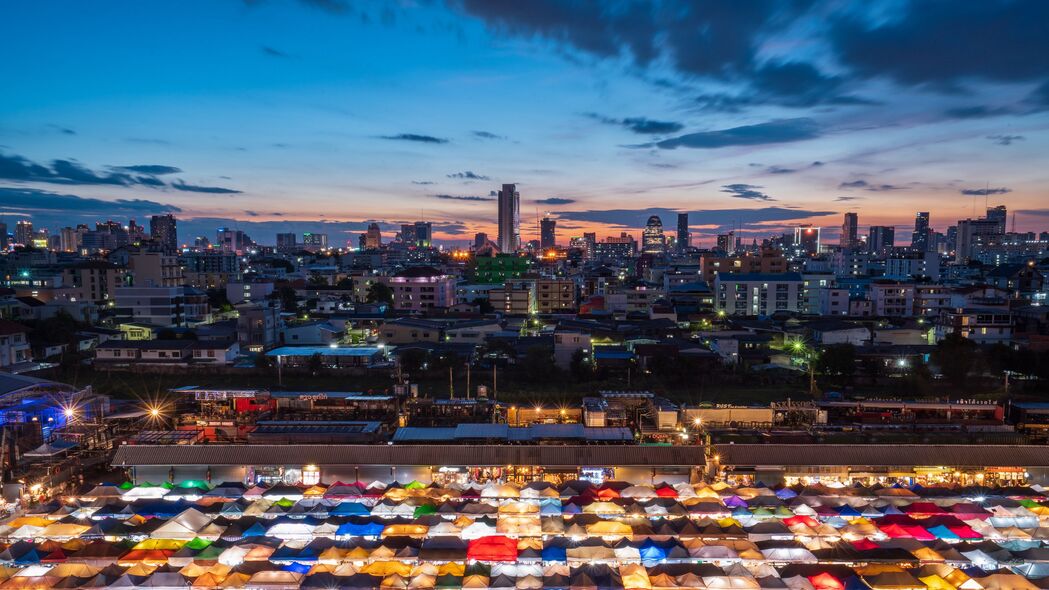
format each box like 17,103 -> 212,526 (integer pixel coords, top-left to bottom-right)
0,187 -> 181,217
830,1 -> 1049,88
433,194 -> 495,201
535,197 -> 575,205
557,207 -> 835,231
261,45 -> 291,58
644,118 -> 819,150
170,180 -> 242,194
943,105 -> 1015,119
411,180 -> 435,185
766,166 -> 796,175
1016,209 -> 1049,217
988,134 -> 1025,145
589,114 -> 684,134
47,124 -> 76,135
111,165 -> 182,175
835,196 -> 863,202
838,179 -> 905,191
472,130 -> 506,140
447,171 -> 490,180
695,61 -> 875,111
720,183 -> 774,201
0,151 -> 158,187
960,187 -> 1011,196
380,133 -> 449,144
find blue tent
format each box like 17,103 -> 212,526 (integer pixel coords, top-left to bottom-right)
541,545 -> 567,562
775,488 -> 798,500
242,522 -> 268,537
927,525 -> 961,540
331,502 -> 370,516
639,540 -> 667,563
837,505 -> 862,518
336,521 -> 385,537
844,576 -> 871,590
283,562 -> 311,574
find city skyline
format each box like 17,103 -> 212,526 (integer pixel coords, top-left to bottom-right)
2,1 -> 1049,246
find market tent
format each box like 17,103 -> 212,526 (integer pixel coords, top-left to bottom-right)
467,537 -> 517,562
152,510 -> 213,540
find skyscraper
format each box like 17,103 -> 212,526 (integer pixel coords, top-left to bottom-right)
0,222 -> 7,249
540,217 -> 556,250
473,232 -> 488,250
955,218 -> 1001,263
676,213 -> 690,252
840,212 -> 858,249
642,215 -> 666,254
911,212 -> 930,252
716,232 -> 736,254
150,214 -> 178,253
365,223 -> 382,250
302,232 -> 328,251
793,225 -> 821,255
15,220 -> 34,246
867,225 -> 895,256
413,221 -> 432,248
276,233 -> 297,251
497,183 -> 520,253
986,205 -> 1007,234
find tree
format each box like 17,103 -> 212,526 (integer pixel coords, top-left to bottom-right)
815,344 -> 857,384
519,345 -> 559,382
336,277 -> 354,289
472,297 -> 494,314
308,273 -> 329,286
569,349 -> 592,382
366,282 -> 394,306
206,289 -> 233,313
307,352 -> 324,375
398,348 -> 428,376
276,285 -> 299,313
932,333 -> 977,386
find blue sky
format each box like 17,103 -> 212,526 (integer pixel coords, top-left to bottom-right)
2,0 -> 1048,246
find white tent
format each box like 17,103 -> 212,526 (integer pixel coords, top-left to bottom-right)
151,508 -> 212,540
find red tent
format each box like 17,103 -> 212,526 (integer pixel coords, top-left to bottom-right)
808,572 -> 844,590
902,502 -> 947,516
948,525 -> 983,539
654,485 -> 678,498
850,539 -> 879,551
466,536 -> 518,562
784,515 -> 820,528
901,525 -> 935,541
878,524 -> 912,539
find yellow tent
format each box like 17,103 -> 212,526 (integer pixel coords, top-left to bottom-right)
192,572 -> 227,588
918,575 -> 956,590
217,572 -> 250,588
124,563 -> 159,576
302,485 -> 327,497
620,564 -> 652,590
361,561 -> 413,577
382,524 -> 429,538
437,563 -> 465,577
583,501 -> 625,515
132,539 -> 187,551
317,546 -> 347,563
345,547 -> 373,561
47,564 -> 100,578
976,575 -> 1039,590
6,517 -> 51,528
587,521 -> 633,536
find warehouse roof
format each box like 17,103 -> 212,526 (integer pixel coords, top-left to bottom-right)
715,444 -> 1049,468
113,444 -> 703,467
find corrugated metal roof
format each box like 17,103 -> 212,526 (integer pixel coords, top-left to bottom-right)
112,444 -> 703,467
715,444 -> 1049,468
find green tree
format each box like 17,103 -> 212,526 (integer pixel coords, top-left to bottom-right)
932,333 -> 977,386
276,285 -> 299,313
307,352 -> 324,375
519,345 -> 559,382
815,344 -> 856,384
365,282 -> 394,306
569,349 -> 592,382
472,297 -> 494,314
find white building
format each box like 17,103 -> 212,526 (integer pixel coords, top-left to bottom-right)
715,273 -> 804,316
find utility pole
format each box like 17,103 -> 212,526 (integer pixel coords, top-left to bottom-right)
449,367 -> 454,399
492,365 -> 497,400
466,363 -> 471,399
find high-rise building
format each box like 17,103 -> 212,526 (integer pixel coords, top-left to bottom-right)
150,214 -> 178,253
955,218 -> 1001,263
128,219 -> 147,242
497,183 -> 520,253
793,225 -> 821,255
867,225 -> 895,256
986,205 -> 1007,234
582,232 -> 596,259
911,212 -> 930,252
473,232 -> 488,251
59,227 -> 81,252
642,215 -> 665,254
676,213 -> 690,252
0,222 -> 8,249
15,220 -> 34,246
540,217 -> 556,250
301,232 -> 328,251
276,233 -> 297,252
217,228 -> 253,254
840,212 -> 858,249
365,223 -> 382,250
716,232 -> 737,254
413,221 -> 432,248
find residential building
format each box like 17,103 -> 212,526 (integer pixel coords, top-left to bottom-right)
127,250 -> 183,287
0,320 -> 31,368
364,224 -> 382,250
715,272 -> 804,316
276,232 -> 297,252
302,232 -> 328,251
379,266 -> 456,312
885,251 -> 941,281
935,308 -> 1013,344
236,301 -> 282,352
868,225 -> 895,255
840,212 -> 858,249
870,282 -> 916,317
149,214 -> 178,253
911,212 -> 930,252
698,247 -> 787,282
540,217 -> 556,250
378,318 -> 444,344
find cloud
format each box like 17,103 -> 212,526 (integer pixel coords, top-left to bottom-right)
829,1 -> 1049,88
472,130 -> 506,140
766,166 -> 795,175
261,45 -> 292,58
695,61 -> 875,112
0,187 -> 181,224
644,118 -> 819,150
838,179 -> 905,191
988,134 -> 1025,145
111,164 -> 182,175
411,180 -> 435,185
535,197 -> 575,205
447,171 -> 490,180
1016,209 -> 1049,217
47,124 -> 76,135
943,105 -> 1015,119
433,194 -> 495,201
557,207 -> 835,231
589,114 -> 684,134
720,183 -> 774,201
960,187 -> 1011,196
380,133 -> 449,144
170,180 -> 242,194
835,196 -> 863,202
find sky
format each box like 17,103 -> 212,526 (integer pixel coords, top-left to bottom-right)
2,0 -> 1048,247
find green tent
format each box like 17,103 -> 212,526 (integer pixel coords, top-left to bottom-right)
413,504 -> 437,518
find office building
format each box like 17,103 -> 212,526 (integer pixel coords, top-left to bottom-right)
276,233 -> 297,252
840,212 -> 858,249
149,214 -> 178,253
986,205 -> 1008,234
302,232 -> 328,251
911,212 -> 930,252
867,225 -> 895,256
676,213 -> 690,252
642,215 -> 665,254
792,225 -> 821,255
955,218 -> 1002,263
497,183 -> 520,253
473,232 -> 488,251
15,221 -> 34,246
540,217 -> 556,250
0,222 -> 7,249
716,232 -> 737,254
413,221 -> 432,248
216,228 -> 253,254
364,223 -> 382,250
